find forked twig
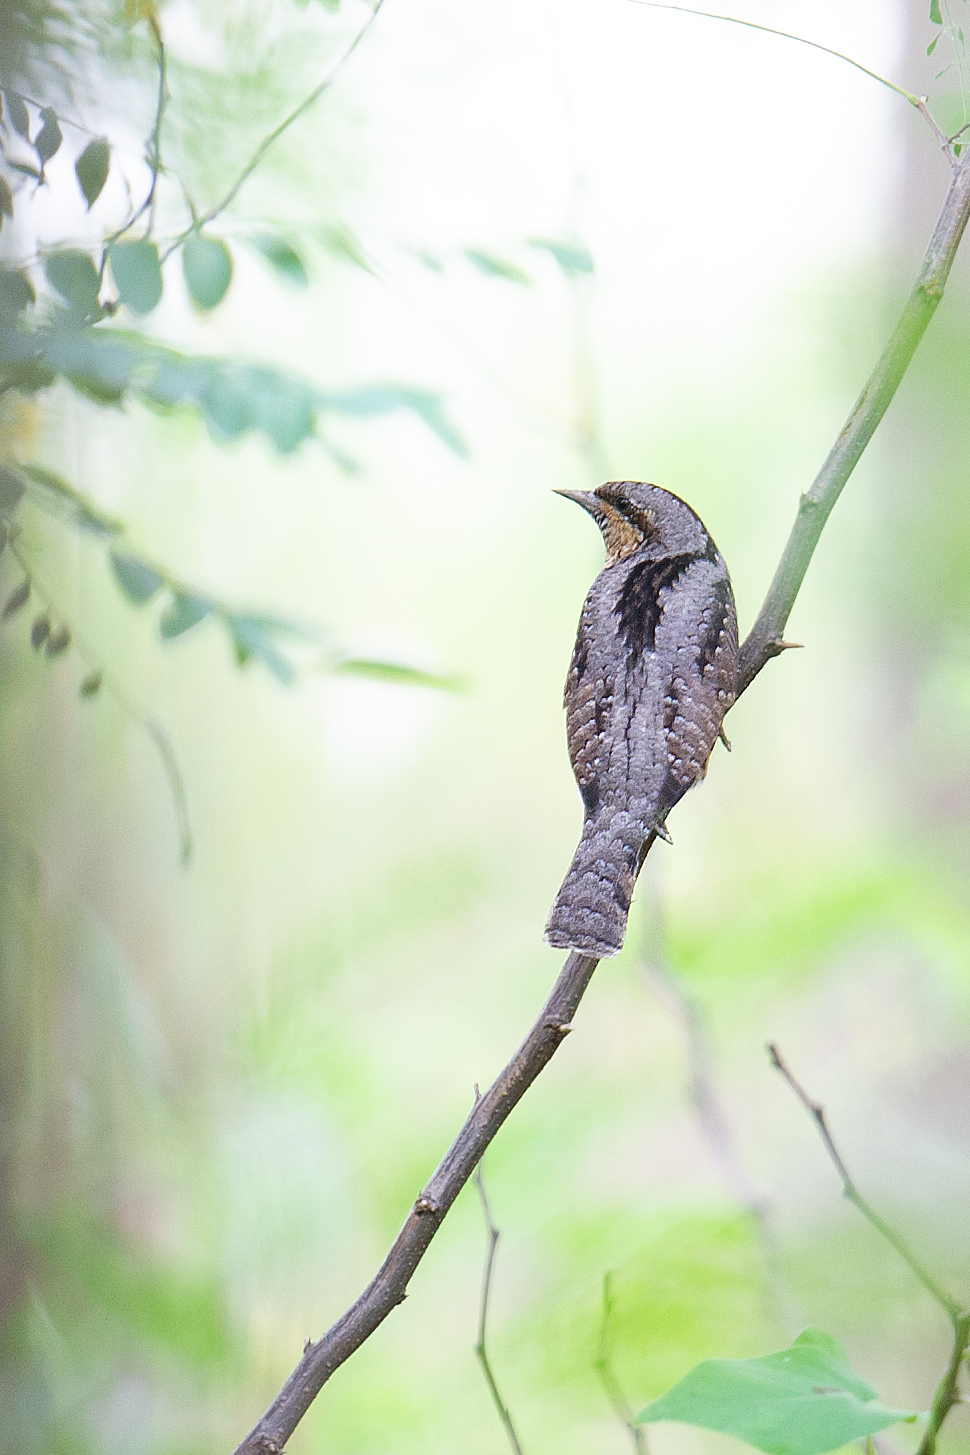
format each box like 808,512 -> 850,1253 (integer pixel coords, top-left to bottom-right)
593,1273 -> 648,1454
768,1045 -> 970,1455
473,1161 -> 525,1455
229,32 -> 970,1455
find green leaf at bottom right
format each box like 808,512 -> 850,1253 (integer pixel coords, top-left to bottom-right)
635,1328 -> 919,1455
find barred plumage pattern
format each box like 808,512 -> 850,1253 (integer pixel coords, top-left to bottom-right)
545,482 -> 738,958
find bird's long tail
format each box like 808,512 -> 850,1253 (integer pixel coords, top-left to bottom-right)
544,809 -> 653,958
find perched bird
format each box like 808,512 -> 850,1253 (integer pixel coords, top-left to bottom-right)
544,481 -> 738,958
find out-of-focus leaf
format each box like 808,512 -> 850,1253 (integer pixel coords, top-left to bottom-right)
0,176 -> 12,220
2,578 -> 29,618
927,33 -> 940,54
34,107 -> 62,164
318,435 -> 361,474
320,224 -> 375,275
109,239 -> 163,315
20,462 -> 124,535
248,234 -> 309,287
0,521 -> 7,554
464,248 -> 531,284
159,591 -> 212,639
182,232 -> 233,310
530,236 -> 594,275
227,614 -> 300,684
75,137 -> 110,207
0,466 -> 25,514
45,624 -> 70,656
39,1220 -> 233,1366
319,384 -> 468,457
333,658 -> 463,690
41,325 -> 142,404
30,614 -> 50,649
0,267 -> 35,321
7,160 -> 40,180
635,1329 -> 918,1455
930,0 -> 943,22
203,365 -> 317,453
5,92 -> 30,139
110,551 -> 164,605
80,668 -> 103,697
44,250 -> 101,316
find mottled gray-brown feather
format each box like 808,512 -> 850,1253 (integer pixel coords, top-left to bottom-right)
545,482 -> 738,958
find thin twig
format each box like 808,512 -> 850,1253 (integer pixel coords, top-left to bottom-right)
626,2 -> 921,107
144,16 -> 167,235
919,1309 -> 970,1455
767,1046 -> 970,1455
647,965 -> 794,1332
768,1044 -> 959,1317
177,0 -> 385,248
737,149 -> 970,694
231,953 -> 597,1455
593,1273 -> 648,1454
7,539 -> 192,862
102,16 -> 167,257
473,1162 -> 525,1455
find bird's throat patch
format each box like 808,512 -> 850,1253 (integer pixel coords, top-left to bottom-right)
600,502 -> 649,562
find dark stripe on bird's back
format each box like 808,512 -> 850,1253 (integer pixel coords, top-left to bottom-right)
615,553 -> 695,666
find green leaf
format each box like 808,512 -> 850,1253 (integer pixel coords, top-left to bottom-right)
45,624 -> 70,656
930,0 -> 943,20
5,92 -> 30,139
75,137 -> 110,207
159,591 -> 212,639
182,232 -> 233,311
34,106 -> 62,165
40,324 -> 141,404
109,239 -> 163,315
464,248 -> 531,284
227,613 -> 298,684
0,267 -> 35,321
635,1328 -> 918,1455
319,384 -> 468,457
202,365 -> 317,453
248,234 -> 309,287
319,224 -> 376,275
333,658 -> 463,690
30,614 -> 51,650
44,250 -> 101,316
529,236 -> 595,275
0,176 -> 13,220
927,34 -> 940,53
80,668 -> 103,697
2,578 -> 29,618
110,551 -> 164,605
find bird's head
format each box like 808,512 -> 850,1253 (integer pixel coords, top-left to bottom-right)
554,481 -> 710,564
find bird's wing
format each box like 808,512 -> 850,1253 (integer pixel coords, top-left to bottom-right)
563,596 -> 613,818
654,561 -> 738,812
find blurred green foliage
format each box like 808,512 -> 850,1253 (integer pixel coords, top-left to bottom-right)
2,2 -> 970,1455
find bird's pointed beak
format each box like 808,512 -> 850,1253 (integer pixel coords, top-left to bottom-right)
553,488 -> 599,515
